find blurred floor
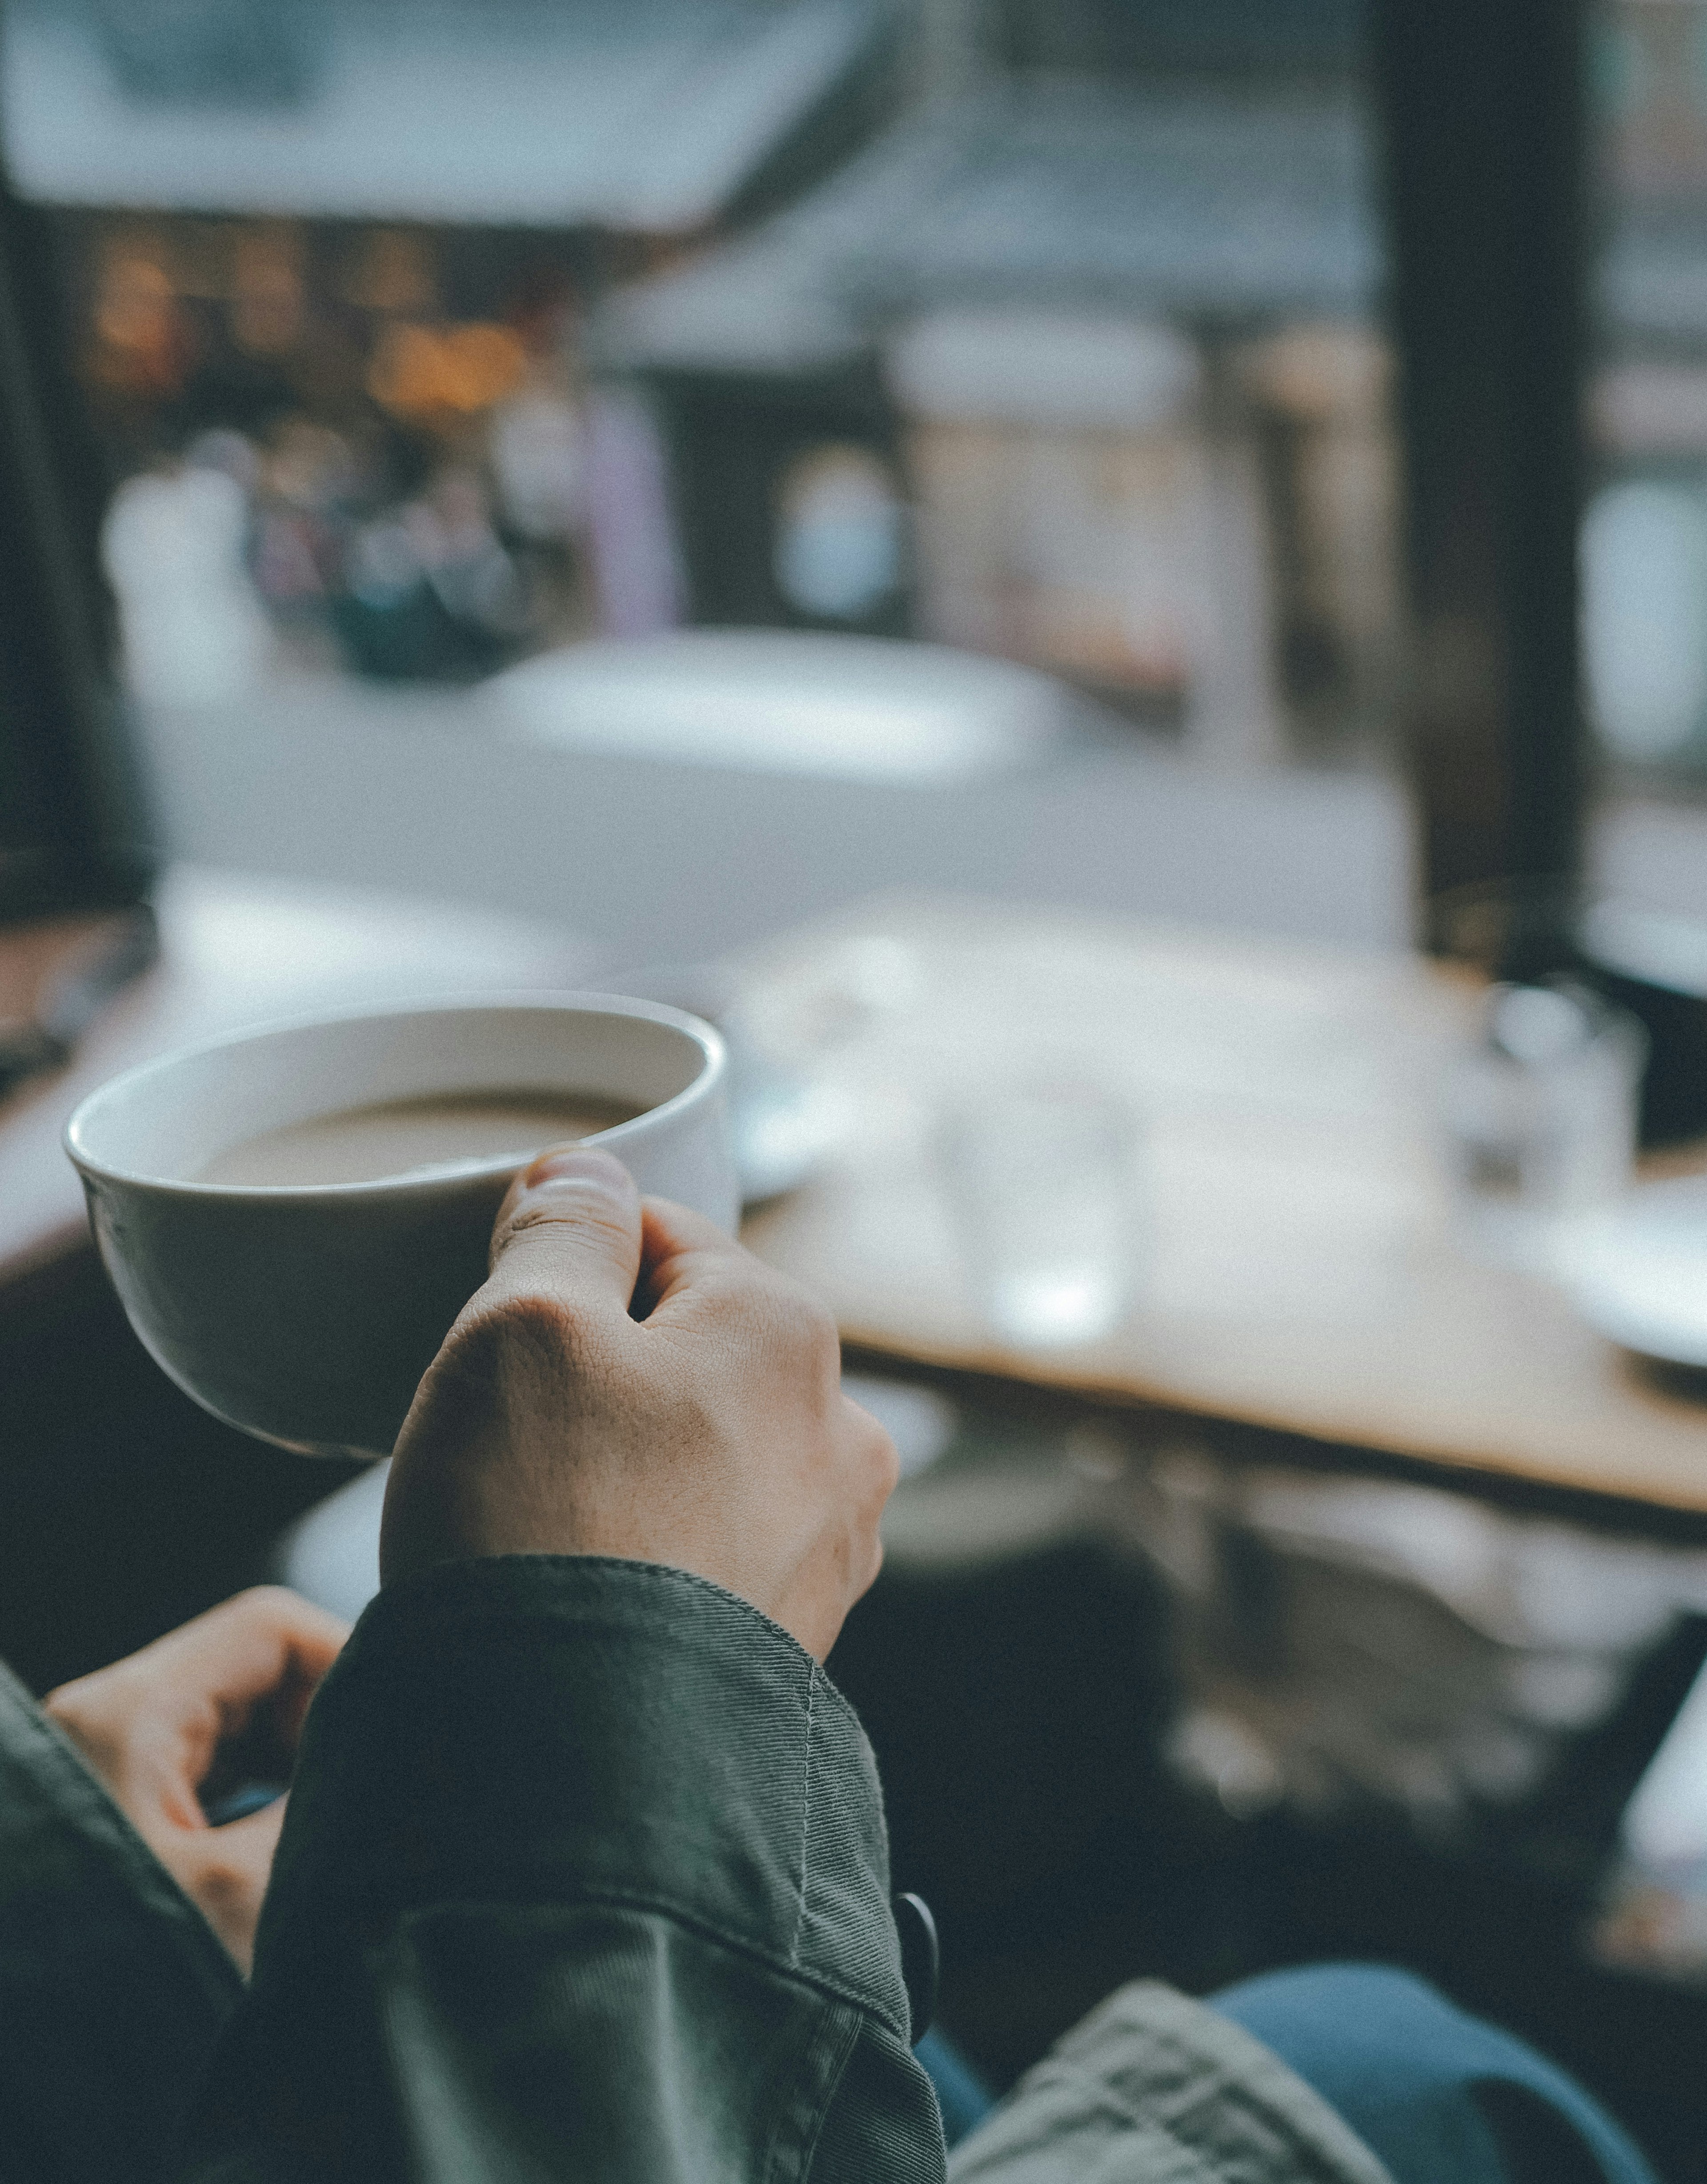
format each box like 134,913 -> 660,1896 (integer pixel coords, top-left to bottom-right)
822,1374 -> 1707,2184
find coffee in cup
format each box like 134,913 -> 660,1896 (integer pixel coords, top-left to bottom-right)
65,996 -> 736,1460
195,1089 -> 645,1189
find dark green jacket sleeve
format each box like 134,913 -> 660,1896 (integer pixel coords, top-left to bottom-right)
0,1662 -> 240,2184
180,1556 -> 946,2184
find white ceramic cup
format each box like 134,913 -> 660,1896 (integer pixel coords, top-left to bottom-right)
64,996 -> 736,1460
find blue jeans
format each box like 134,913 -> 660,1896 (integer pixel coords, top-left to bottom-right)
922,1964 -> 1660,2184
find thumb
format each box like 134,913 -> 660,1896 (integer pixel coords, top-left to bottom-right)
485,1144 -> 645,1317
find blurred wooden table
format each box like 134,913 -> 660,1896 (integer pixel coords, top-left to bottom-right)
739,897 -> 1707,1518
0,865 -> 594,1303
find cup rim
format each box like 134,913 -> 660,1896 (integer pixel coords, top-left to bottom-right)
64,991 -> 726,1199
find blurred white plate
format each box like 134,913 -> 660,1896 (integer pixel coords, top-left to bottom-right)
1567,1178 -> 1707,1368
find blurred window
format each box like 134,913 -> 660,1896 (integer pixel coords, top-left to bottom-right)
1,0 -> 1400,780
1588,0 -> 1707,797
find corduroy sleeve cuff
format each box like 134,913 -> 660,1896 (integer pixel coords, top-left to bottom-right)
256,1555 -> 910,2040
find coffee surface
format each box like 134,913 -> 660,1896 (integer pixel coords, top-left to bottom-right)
196,1089 -> 642,1188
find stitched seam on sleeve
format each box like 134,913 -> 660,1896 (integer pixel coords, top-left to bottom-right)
763,1997 -> 862,2184
791,1661 -> 817,1970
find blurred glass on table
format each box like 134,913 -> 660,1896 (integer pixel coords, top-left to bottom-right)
1440,980 -> 1647,1265
941,1082 -> 1143,1348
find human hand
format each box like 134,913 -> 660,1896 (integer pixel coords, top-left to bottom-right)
381,1148 -> 898,1662
43,1588 -> 349,1975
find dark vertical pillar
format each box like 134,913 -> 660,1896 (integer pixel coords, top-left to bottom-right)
1371,0 -> 1588,916
0,177 -> 152,916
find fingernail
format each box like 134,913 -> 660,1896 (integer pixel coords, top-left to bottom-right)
519,1144 -> 629,1193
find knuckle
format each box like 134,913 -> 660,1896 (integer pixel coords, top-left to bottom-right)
446,1288 -> 595,1385
42,1665 -> 124,1736
42,1684 -> 92,1734
405,1285 -> 613,1459
226,1584 -> 298,1628
485,1285 -> 584,1350
843,1400 -> 899,1499
689,1266 -> 838,1379
692,1256 -> 767,1317
181,1847 -> 260,1916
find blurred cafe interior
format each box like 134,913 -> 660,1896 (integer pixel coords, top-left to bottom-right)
14,0 -> 1707,2172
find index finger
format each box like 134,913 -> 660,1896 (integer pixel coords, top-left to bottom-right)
636,1195 -> 756,1320
140,1587 -> 349,1745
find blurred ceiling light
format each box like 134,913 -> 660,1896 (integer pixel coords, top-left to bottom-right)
368,321 -> 528,420
92,245 -> 192,391
94,250 -> 174,349
487,630 -> 1076,783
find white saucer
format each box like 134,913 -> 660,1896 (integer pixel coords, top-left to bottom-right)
1566,1178 -> 1707,1368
